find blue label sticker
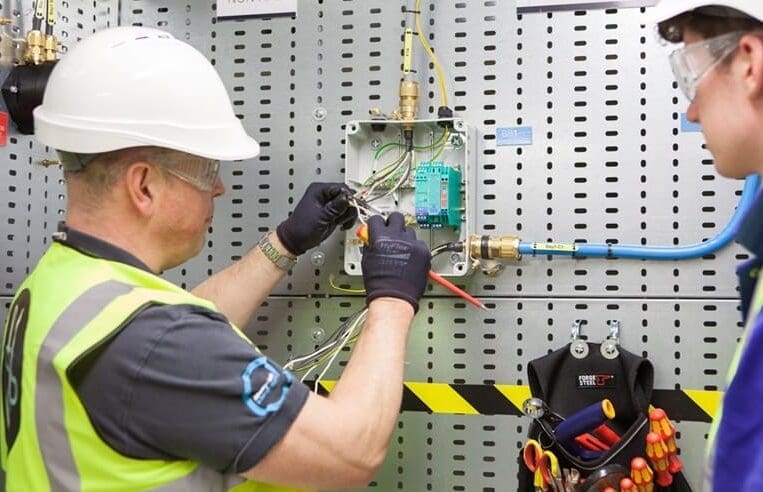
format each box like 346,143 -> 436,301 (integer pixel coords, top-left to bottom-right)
681,113 -> 702,133
496,126 -> 533,146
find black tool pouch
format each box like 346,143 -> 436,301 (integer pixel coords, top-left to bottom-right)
517,342 -> 692,491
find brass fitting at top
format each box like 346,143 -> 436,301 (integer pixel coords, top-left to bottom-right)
0,18 -> 12,25
23,30 -> 44,65
44,34 -> 57,62
39,159 -> 61,167
398,79 -> 419,130
469,235 -> 522,261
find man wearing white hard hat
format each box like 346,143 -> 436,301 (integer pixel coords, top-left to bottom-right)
651,1 -> 763,490
0,27 -> 430,491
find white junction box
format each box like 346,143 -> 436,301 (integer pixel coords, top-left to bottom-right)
343,118 -> 477,277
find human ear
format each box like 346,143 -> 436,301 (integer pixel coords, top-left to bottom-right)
737,34 -> 763,100
125,162 -> 161,217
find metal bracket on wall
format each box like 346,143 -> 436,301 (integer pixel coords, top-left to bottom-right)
601,320 -> 621,360
570,319 -> 589,359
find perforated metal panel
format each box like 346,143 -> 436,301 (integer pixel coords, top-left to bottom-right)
0,0 -> 117,297
0,1 -> 753,490
251,297 -> 737,490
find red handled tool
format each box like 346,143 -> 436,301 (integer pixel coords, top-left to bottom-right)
356,223 -> 488,311
593,423 -> 621,447
555,399 -> 616,446
574,433 -> 610,452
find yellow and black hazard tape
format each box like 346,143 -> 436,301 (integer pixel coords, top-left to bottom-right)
314,381 -> 721,423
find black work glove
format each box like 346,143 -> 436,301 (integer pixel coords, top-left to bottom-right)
276,182 -> 358,256
361,212 -> 431,313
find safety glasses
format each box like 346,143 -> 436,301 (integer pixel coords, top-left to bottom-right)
154,150 -> 221,192
668,30 -> 746,101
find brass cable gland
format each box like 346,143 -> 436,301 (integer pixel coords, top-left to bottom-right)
469,235 -> 522,261
44,34 -> 57,62
398,79 -> 419,130
23,30 -> 44,65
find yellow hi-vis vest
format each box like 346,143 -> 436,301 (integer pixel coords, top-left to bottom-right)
0,241 -> 306,492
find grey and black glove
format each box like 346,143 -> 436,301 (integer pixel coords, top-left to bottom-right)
361,212 -> 431,313
276,182 -> 357,256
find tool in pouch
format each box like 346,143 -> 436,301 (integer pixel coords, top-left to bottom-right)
517,321 -> 692,491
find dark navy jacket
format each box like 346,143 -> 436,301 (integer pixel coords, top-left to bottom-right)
713,188 -> 763,491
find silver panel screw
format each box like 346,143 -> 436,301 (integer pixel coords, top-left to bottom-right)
310,251 -> 326,266
313,107 -> 327,121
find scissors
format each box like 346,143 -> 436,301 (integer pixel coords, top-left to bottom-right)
523,439 -> 563,492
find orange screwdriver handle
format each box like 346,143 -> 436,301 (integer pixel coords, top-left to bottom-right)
356,223 -> 486,310
356,224 -> 370,244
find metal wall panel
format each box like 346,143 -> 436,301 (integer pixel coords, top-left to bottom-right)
248,297 -> 737,491
0,0 -> 117,296
0,0 -> 751,490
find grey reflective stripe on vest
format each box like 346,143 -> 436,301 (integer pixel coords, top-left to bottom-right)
34,279 -> 243,492
35,280 -> 133,491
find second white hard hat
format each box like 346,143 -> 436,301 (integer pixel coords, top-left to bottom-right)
34,26 -> 260,161
649,0 -> 763,24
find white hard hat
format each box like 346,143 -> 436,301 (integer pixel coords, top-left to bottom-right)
649,1 -> 763,24
33,26 -> 260,161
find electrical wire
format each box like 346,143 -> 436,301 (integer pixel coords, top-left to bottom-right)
32,0 -> 44,31
356,128 -> 450,210
328,274 -> 366,294
364,150 -> 408,186
373,152 -> 415,202
45,0 -> 55,36
290,242 -> 470,388
313,322 -> 355,393
431,241 -> 463,258
429,128 -> 450,162
414,0 -> 448,108
285,309 -> 368,393
364,149 -> 409,187
284,308 -> 367,375
363,151 -> 413,202
372,128 -> 449,163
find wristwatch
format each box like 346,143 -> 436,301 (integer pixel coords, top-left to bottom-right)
258,233 -> 298,271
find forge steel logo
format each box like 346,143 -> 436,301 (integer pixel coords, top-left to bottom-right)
576,374 -> 616,389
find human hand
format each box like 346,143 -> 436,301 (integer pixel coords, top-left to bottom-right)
276,182 -> 358,256
361,212 -> 431,313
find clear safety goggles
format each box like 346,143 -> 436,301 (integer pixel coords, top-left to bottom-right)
154,150 -> 221,192
668,30 -> 745,101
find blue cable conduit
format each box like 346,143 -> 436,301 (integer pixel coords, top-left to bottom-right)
517,174 -> 760,261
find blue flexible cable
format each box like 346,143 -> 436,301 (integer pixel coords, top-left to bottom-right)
517,174 -> 760,260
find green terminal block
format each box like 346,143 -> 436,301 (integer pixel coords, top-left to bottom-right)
414,162 -> 462,229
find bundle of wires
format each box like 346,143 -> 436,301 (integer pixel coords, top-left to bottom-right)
350,127 -> 451,219
284,307 -> 368,392
296,0 -> 455,390
348,0 -> 452,210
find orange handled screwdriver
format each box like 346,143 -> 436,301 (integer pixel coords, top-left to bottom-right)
649,408 -> 683,474
620,478 -> 636,491
356,223 -> 488,311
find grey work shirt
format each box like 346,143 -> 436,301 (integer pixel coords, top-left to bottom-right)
58,224 -> 309,474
